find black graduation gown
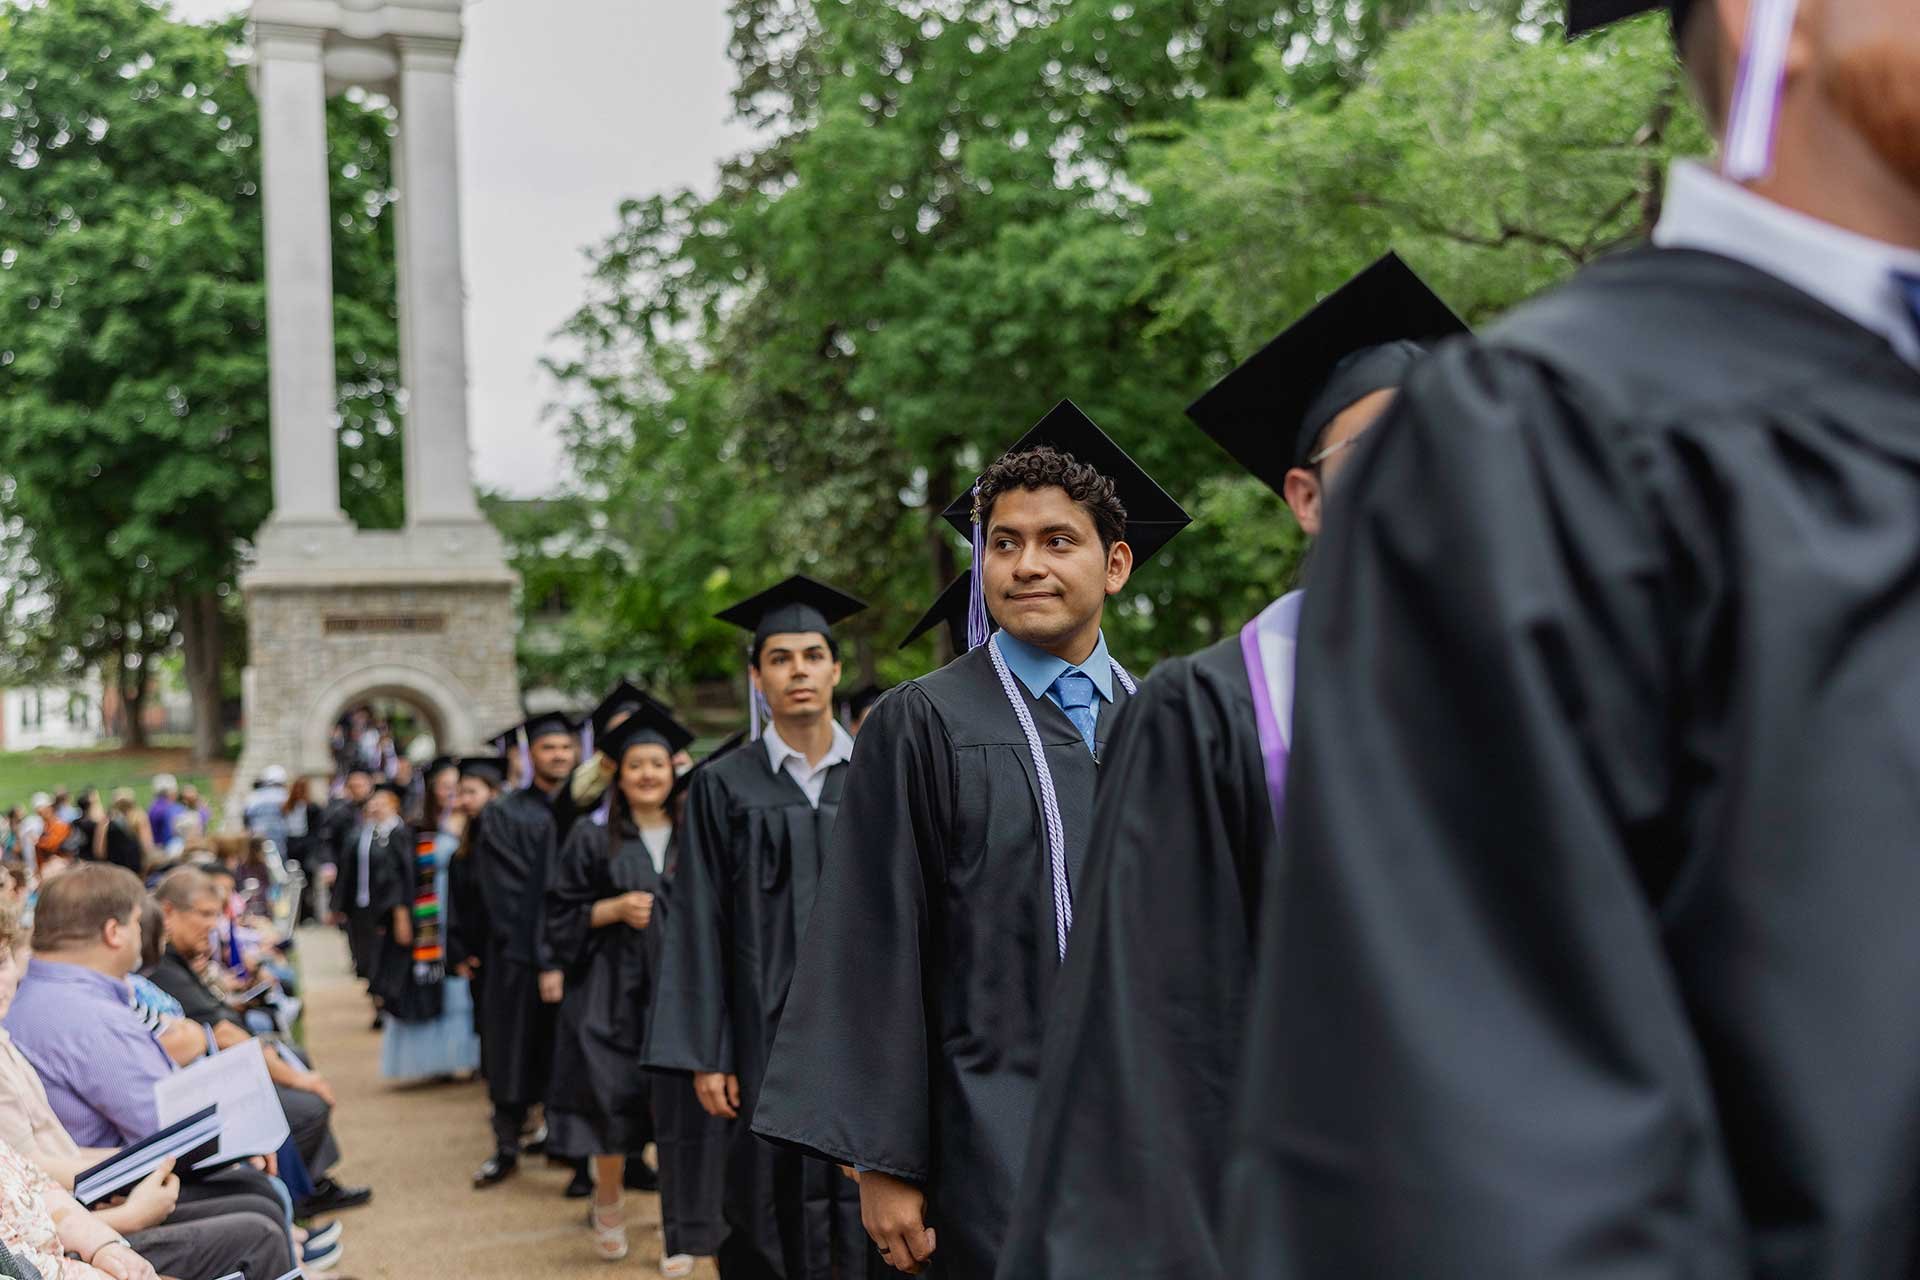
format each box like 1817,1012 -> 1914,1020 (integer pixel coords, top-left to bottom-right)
643,744 -> 865,1280
472,786 -> 562,1109
334,821 -> 408,985
545,818 -> 665,1154
359,823 -> 419,1013
753,642 -> 1135,1280
997,637 -> 1277,1280
1225,246 -> 1920,1280
445,837 -> 489,1042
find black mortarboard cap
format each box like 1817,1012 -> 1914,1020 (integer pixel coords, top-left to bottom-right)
671,730 -> 749,801
939,400 -> 1191,568
373,779 -> 407,800
427,755 -> 457,778
457,756 -> 510,787
1185,253 -> 1469,491
846,685 -> 888,720
898,572 -> 995,652
1565,0 -> 1689,36
716,575 -> 868,654
585,679 -> 665,747
598,700 -> 696,763
510,710 -> 578,743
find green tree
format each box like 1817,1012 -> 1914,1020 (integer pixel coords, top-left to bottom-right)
0,0 -> 403,760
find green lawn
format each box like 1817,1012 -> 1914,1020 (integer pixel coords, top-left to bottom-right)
0,745 -> 220,814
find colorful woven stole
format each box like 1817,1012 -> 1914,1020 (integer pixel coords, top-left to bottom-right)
411,832 -> 444,982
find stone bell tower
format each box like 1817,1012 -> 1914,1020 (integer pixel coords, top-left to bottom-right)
235,0 -> 521,791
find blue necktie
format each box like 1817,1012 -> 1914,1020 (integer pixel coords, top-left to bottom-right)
1049,670 -> 1099,756
1898,272 -> 1920,346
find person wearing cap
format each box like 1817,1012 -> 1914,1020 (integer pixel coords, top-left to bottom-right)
377,758 -> 481,1083
321,766 -> 376,942
443,755 -> 508,1040
643,575 -> 869,1280
469,711 -> 579,1188
753,403 -> 1190,1279
545,702 -> 723,1271
333,780 -> 415,1028
1223,3 -> 1920,1275
996,257 -> 1466,1280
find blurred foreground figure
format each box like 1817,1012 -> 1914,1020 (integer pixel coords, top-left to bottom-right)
1226,0 -> 1920,1276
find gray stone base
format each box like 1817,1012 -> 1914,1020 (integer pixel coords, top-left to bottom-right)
234,565 -> 523,799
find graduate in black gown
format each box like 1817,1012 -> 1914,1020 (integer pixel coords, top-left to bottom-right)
546,701 -> 722,1267
470,710 -> 579,1188
998,257 -> 1469,1280
753,404 -> 1190,1279
643,575 -> 869,1280
354,780 -> 421,1020
1226,1 -> 1920,1273
445,755 -> 507,1049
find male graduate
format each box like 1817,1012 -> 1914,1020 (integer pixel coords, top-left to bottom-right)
1225,1 -> 1920,1275
339,780 -> 417,1021
752,402 -> 1190,1279
470,709 -> 578,1188
998,256 -> 1467,1280
642,575 -> 869,1280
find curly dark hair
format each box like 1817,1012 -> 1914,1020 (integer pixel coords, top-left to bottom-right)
970,445 -> 1128,550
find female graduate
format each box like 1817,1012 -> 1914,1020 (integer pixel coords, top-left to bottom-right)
545,703 -> 724,1273
379,759 -> 483,1082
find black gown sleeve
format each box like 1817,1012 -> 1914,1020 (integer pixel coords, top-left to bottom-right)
1224,342 -> 1742,1276
1001,647 -> 1273,1278
643,768 -> 736,1075
752,683 -> 949,1183
545,821 -> 604,977
445,841 -> 487,972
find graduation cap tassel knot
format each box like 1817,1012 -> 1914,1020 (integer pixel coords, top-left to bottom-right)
966,485 -> 991,652
1723,0 -> 1798,181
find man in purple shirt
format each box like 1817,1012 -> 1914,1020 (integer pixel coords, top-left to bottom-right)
146,775 -> 180,852
4,863 -> 172,1146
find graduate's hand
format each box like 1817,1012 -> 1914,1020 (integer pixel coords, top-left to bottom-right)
860,1171 -> 935,1274
619,891 -> 655,930
538,969 -> 565,1003
455,957 -> 480,978
693,1072 -> 740,1119
393,911 -> 414,947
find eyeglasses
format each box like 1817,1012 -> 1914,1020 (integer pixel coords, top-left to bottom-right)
1306,427 -> 1371,468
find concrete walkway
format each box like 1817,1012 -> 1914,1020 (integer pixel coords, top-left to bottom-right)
299,925 -> 719,1279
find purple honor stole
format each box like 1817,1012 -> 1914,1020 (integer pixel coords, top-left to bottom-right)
1238,590 -> 1304,833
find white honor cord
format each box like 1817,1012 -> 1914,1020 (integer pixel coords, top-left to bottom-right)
986,635 -> 1136,961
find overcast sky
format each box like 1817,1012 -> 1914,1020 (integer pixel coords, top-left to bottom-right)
171,0 -> 753,497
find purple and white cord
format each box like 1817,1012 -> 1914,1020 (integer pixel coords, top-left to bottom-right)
987,633 -> 1136,961
1724,0 -> 1799,182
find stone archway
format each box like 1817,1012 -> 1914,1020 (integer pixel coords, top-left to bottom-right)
297,658 -> 475,777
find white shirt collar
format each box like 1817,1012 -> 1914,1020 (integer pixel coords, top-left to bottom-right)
1654,160 -> 1920,366
762,720 -> 855,777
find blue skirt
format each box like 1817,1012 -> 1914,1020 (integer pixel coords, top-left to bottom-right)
379,974 -> 481,1081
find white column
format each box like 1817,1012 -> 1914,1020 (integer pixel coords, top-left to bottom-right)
394,37 -> 482,526
255,26 -> 346,528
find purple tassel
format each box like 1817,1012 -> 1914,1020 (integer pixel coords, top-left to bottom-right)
966,483 -> 990,651
515,727 -> 532,789
1723,0 -> 1798,181
580,720 -> 595,760
749,672 -> 769,742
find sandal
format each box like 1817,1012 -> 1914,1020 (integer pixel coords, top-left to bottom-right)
661,1254 -> 695,1279
590,1199 -> 629,1262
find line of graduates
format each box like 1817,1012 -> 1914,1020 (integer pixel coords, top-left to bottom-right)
448,0 -> 1917,1271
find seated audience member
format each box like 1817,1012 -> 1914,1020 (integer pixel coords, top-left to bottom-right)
0,903 -> 292,1280
146,868 -> 370,1216
126,901 -> 208,1068
0,1133 -> 160,1280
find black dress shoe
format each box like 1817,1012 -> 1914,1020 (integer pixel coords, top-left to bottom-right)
623,1160 -> 660,1192
299,1178 -> 374,1214
473,1154 -> 518,1188
563,1166 -> 593,1199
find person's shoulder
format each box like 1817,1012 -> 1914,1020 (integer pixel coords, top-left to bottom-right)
1460,245 -> 1875,430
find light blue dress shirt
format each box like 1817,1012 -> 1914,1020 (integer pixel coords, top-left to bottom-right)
992,628 -> 1115,743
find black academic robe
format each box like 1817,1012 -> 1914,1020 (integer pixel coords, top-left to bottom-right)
643,744 -> 865,1280
444,837 -> 488,1041
472,786 -> 562,1108
1226,246 -> 1920,1280
998,636 -> 1277,1280
545,818 -> 665,1154
753,642 -> 1136,1280
334,820 -> 410,987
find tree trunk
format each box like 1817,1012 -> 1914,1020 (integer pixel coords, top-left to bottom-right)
118,649 -> 151,751
180,590 -> 224,764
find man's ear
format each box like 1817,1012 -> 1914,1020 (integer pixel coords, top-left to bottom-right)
1104,538 -> 1135,595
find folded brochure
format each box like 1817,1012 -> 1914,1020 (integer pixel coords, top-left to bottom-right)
153,1038 -> 290,1169
74,1104 -> 219,1206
